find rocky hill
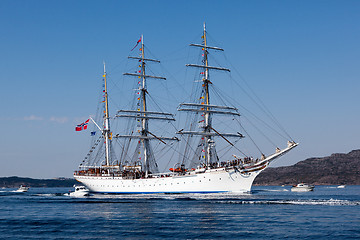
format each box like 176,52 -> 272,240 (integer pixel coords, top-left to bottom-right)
0,176 -> 77,188
254,149 -> 360,185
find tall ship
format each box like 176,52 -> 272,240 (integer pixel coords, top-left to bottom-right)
74,25 -> 298,193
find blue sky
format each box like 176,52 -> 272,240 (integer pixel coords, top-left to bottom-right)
0,0 -> 359,178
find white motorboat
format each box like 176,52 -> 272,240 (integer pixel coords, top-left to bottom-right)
16,185 -> 29,192
337,185 -> 346,188
67,185 -> 91,197
291,183 -> 314,192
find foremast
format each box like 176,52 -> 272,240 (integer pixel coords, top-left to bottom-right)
139,36 -> 150,177
178,23 -> 242,168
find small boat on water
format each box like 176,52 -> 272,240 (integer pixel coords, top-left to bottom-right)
67,185 -> 91,197
337,185 -> 346,188
16,185 -> 29,192
291,183 -> 314,192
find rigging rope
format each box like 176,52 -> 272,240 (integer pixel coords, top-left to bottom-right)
223,55 -> 294,141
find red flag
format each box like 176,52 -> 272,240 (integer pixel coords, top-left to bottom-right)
131,37 -> 142,51
75,119 -> 90,131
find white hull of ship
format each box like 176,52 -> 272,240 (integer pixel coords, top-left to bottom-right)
75,168 -> 262,194
74,143 -> 298,194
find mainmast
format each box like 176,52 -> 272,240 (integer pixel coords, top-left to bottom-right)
103,62 -> 111,166
202,23 -> 212,167
119,36 -> 177,177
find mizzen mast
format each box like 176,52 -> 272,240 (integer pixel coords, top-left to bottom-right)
103,62 -> 111,166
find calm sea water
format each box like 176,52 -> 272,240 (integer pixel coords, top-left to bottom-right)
0,186 -> 359,239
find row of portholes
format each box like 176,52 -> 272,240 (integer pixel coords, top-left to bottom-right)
90,177 -> 225,188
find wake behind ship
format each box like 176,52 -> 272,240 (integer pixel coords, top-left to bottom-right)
74,24 -> 298,193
